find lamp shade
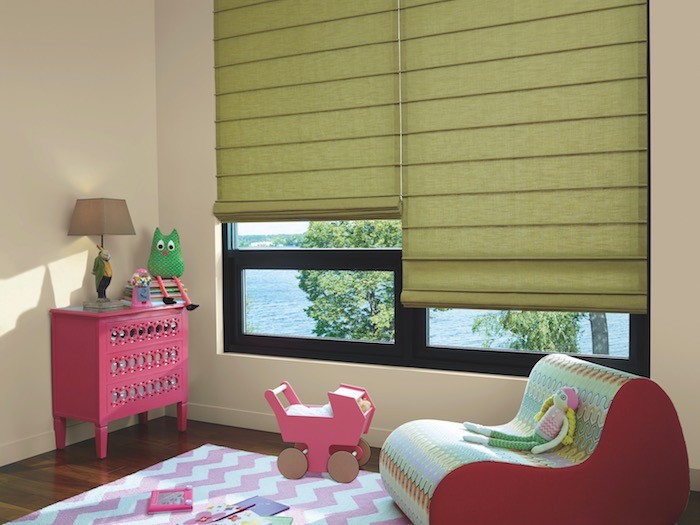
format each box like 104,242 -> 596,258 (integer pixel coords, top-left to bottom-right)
67,198 -> 135,236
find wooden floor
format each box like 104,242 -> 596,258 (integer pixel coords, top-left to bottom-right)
0,416 -> 697,524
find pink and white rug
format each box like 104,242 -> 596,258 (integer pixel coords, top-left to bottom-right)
10,444 -> 410,525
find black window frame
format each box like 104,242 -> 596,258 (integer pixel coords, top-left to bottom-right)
222,225 -> 650,377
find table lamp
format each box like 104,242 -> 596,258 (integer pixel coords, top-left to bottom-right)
67,198 -> 135,311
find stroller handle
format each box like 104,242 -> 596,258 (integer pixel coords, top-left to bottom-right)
265,381 -> 302,420
270,383 -> 288,396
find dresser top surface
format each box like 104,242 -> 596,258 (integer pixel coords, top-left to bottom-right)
51,303 -> 186,318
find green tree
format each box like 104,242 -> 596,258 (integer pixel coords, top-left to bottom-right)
297,221 -> 401,342
300,220 -> 401,250
472,310 -> 584,353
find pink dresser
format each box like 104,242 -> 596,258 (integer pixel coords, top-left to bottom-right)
50,304 -> 188,458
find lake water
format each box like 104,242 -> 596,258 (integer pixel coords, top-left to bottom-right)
243,269 -> 629,357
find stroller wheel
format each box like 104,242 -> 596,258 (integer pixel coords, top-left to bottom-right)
328,450 -> 359,483
278,447 -> 308,479
357,438 -> 371,467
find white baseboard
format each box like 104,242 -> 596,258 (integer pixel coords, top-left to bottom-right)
0,408 -> 165,468
183,402 -> 393,448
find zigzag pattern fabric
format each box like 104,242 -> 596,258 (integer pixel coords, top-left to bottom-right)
11,444 -> 409,525
379,354 -> 638,525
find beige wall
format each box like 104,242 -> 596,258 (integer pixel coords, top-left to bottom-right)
649,0 -> 700,489
1,0 -> 698,491
0,0 -> 161,464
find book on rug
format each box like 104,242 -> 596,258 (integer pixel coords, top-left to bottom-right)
213,509 -> 292,524
176,509 -> 292,525
231,496 -> 289,516
214,509 -> 273,525
174,503 -> 250,524
175,496 -> 290,525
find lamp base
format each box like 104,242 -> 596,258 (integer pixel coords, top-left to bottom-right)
82,300 -> 129,313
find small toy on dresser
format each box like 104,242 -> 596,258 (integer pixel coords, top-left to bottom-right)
129,268 -> 153,308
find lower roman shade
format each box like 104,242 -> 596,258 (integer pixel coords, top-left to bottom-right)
213,0 -> 400,222
400,0 -> 648,313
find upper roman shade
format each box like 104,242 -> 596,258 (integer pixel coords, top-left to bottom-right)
400,0 -> 648,313
213,0 -> 401,222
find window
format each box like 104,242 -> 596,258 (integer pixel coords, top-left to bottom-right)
243,268 -> 395,343
215,2 -> 649,378
223,221 -> 405,366
222,221 -> 649,377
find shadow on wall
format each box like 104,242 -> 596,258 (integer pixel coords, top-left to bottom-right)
0,225 -> 180,344
0,251 -> 91,339
0,250 -> 98,462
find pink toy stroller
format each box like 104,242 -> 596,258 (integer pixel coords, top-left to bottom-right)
265,382 -> 375,483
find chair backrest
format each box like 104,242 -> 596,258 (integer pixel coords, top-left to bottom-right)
512,354 -> 638,464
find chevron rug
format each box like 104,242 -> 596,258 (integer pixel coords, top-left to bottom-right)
10,444 -> 410,525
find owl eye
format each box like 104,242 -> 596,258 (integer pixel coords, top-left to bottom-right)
157,240 -> 165,250
167,240 -> 176,251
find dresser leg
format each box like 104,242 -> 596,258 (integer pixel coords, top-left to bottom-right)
177,402 -> 188,432
53,417 -> 66,449
139,411 -> 148,425
95,425 -> 108,459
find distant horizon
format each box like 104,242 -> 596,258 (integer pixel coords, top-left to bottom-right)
236,221 -> 309,236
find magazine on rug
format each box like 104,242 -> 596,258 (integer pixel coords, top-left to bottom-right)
175,496 -> 290,525
232,496 -> 289,515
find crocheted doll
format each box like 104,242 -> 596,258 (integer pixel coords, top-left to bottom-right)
463,387 -> 579,454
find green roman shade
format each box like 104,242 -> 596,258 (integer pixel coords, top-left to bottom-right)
213,0 -> 401,221
400,0 -> 648,313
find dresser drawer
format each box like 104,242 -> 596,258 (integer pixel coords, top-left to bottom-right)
104,311 -> 184,348
107,342 -> 183,382
107,367 -> 185,419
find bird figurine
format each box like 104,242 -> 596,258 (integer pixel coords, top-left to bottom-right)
92,245 -> 113,302
147,228 -> 198,310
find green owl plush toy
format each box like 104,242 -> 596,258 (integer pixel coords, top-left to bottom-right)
147,227 -> 198,311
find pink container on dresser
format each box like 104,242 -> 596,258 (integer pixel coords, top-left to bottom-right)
50,304 -> 189,458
